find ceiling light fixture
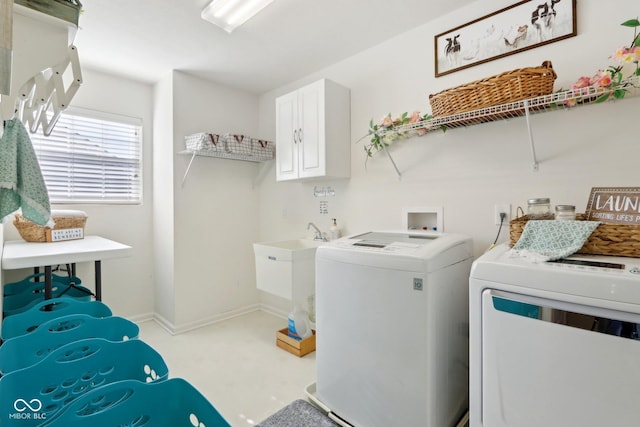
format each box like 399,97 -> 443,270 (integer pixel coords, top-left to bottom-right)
201,0 -> 274,33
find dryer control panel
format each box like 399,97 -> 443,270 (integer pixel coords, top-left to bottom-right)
546,256 -> 640,276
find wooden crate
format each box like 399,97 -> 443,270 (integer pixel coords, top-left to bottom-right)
276,328 -> 316,357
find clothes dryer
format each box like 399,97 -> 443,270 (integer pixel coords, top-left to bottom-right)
469,243 -> 640,427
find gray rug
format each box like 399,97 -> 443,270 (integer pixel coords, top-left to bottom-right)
257,399 -> 339,427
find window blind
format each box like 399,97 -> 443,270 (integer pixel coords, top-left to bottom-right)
29,108 -> 142,204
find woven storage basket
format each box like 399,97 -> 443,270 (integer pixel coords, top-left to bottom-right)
13,213 -> 87,243
509,214 -> 640,258
429,61 -> 557,117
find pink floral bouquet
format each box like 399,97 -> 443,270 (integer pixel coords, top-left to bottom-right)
567,18 -> 640,106
360,111 -> 433,158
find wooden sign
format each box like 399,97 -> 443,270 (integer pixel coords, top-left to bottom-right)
45,227 -> 84,242
585,187 -> 640,225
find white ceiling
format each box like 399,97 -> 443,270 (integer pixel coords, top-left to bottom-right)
73,0 -> 476,94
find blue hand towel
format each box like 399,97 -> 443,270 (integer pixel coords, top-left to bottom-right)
0,119 -> 52,226
509,220 -> 601,261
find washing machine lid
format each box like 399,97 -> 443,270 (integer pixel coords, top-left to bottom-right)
348,231 -> 439,249
470,243 -> 640,305
316,231 -> 472,272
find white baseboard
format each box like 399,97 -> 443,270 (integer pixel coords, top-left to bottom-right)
258,302 -> 288,320
150,304 -> 265,335
131,303 -> 290,335
126,311 -> 155,324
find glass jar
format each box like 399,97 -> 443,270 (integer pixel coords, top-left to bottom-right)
527,198 -> 552,219
555,205 -> 576,221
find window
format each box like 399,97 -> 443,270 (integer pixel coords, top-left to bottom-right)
30,107 -> 142,204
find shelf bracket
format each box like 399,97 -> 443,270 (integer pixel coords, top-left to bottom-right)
253,160 -> 272,188
181,151 -> 198,187
382,144 -> 402,179
523,100 -> 539,172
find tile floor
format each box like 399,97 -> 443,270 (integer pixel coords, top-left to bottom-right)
138,310 -> 316,426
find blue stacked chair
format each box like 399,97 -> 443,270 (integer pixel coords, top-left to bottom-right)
0,338 -> 169,426
3,273 -> 81,297
1,297 -> 112,340
0,282 -> 230,426
38,378 -> 231,427
3,277 -> 92,317
0,314 -> 139,376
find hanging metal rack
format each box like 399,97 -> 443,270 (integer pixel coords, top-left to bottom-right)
374,77 -> 639,178
178,149 -> 273,188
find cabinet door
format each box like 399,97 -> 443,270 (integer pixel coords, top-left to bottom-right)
275,90 -> 299,181
298,81 -> 324,178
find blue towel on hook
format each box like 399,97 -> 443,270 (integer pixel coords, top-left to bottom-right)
0,118 -> 52,226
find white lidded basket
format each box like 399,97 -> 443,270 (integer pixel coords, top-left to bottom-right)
184,132 -> 222,151
251,138 -> 275,160
222,133 -> 253,156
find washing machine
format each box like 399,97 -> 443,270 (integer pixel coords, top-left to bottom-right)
469,243 -> 640,427
315,231 -> 473,427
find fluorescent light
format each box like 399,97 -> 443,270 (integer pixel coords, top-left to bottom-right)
201,0 -> 274,33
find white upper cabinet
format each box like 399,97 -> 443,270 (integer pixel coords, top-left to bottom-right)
275,79 -> 350,181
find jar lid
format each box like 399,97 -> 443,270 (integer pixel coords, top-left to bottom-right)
528,198 -> 550,204
555,205 -> 575,211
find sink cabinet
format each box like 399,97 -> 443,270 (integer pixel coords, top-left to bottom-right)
275,79 -> 350,181
253,240 -> 321,302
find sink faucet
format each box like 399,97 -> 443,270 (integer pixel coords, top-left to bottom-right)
307,222 -> 327,241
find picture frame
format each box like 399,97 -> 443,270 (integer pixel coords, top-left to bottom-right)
434,0 -> 577,77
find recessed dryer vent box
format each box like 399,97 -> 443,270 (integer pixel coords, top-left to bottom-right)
402,207 -> 443,232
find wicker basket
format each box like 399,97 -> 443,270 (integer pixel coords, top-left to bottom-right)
13,213 -> 87,243
509,214 -> 640,258
429,61 -> 557,117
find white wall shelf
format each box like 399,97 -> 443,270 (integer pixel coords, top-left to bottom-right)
14,0 -> 82,26
178,149 -> 273,187
374,77 -> 639,177
1,2 -> 81,132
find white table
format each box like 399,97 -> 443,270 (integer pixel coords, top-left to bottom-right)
2,236 -> 132,301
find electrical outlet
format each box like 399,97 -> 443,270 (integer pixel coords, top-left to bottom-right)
494,204 -> 511,225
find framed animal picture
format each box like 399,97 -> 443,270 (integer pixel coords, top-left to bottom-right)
434,0 -> 577,77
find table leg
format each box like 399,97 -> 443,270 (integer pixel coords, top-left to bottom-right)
95,260 -> 102,301
44,265 -> 52,299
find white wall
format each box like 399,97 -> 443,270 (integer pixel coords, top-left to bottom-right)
256,0 -> 640,312
157,71 -> 264,332
152,71 -> 176,325
3,68 -> 155,320
6,0 -> 637,327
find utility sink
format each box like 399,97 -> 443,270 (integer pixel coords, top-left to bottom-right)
253,239 -> 324,301
256,238 -> 323,254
